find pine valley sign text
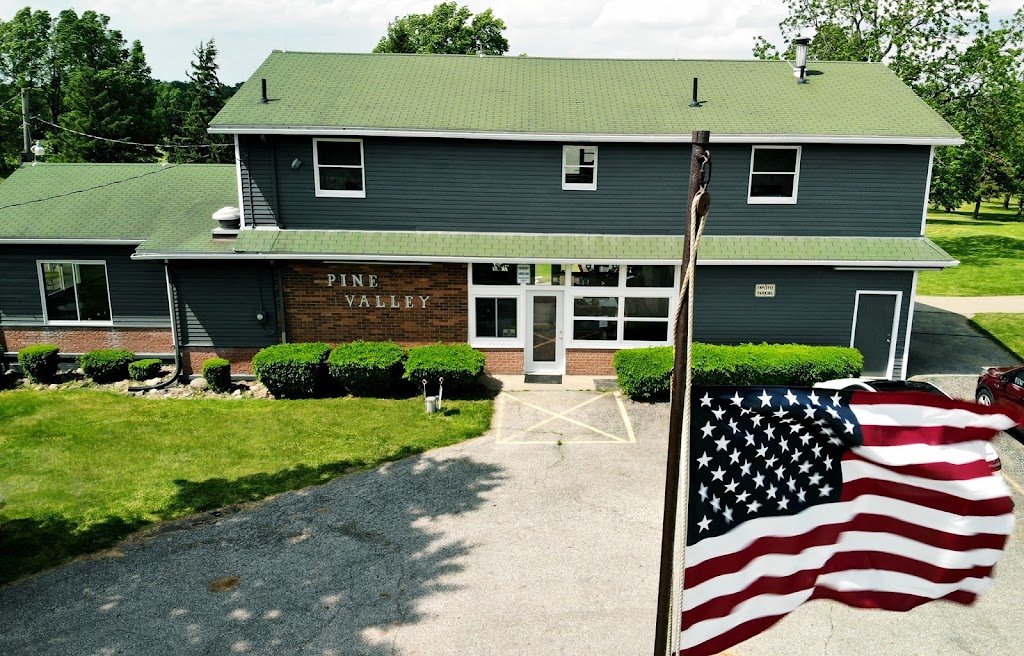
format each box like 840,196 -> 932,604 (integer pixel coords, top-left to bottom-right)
325,273 -> 430,309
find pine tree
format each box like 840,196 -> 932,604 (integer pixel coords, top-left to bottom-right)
169,39 -> 231,164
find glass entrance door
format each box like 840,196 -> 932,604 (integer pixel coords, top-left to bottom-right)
525,290 -> 564,374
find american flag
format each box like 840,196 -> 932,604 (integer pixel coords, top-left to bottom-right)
676,386 -> 1020,656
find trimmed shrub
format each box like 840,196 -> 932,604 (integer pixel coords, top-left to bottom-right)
613,346 -> 674,400
128,358 -> 162,381
79,349 -> 135,383
251,342 -> 331,399
203,358 -> 232,393
614,343 -> 863,400
18,344 -> 61,383
691,343 -> 863,386
403,343 -> 486,397
327,341 -> 406,397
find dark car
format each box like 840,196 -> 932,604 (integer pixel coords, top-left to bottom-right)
816,377 -> 1002,472
976,366 -> 1024,434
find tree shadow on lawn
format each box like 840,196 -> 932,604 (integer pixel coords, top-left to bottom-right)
0,454 -> 505,656
0,443 -> 482,588
929,235 -> 1024,265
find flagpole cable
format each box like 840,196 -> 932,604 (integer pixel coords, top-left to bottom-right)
669,185 -> 709,654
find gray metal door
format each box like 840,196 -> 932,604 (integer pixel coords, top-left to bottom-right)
852,291 -> 900,378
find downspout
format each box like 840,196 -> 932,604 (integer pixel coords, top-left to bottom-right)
129,262 -> 182,391
275,264 -> 288,344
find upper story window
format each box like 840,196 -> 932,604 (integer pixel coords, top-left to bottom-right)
748,145 -> 801,204
313,138 -> 365,198
38,261 -> 112,323
562,145 -> 598,190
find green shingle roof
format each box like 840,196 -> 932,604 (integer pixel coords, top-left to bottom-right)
0,164 -> 237,242
210,52 -> 960,142
137,230 -> 953,268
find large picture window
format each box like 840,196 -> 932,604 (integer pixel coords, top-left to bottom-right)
569,264 -> 674,345
39,261 -> 112,323
313,138 -> 365,198
562,145 -> 598,190
748,145 -> 801,204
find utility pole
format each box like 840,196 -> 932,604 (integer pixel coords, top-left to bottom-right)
653,129 -> 710,656
21,88 -> 32,163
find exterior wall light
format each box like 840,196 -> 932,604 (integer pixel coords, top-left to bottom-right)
291,158 -> 303,170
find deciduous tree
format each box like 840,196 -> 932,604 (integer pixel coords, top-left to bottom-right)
373,2 -> 509,56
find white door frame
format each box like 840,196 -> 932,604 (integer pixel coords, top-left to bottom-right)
525,289 -> 565,374
850,290 -> 902,379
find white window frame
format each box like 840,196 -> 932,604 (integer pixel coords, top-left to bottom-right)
466,263 -> 680,350
562,145 -> 598,191
313,138 -> 366,198
36,260 -> 114,326
566,264 -> 679,349
469,293 -> 524,348
747,145 -> 801,205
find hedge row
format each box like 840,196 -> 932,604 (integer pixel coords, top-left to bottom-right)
614,343 -> 864,400
252,341 -> 486,399
15,345 -> 174,384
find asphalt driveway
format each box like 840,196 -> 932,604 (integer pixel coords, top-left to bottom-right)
908,300 -> 1022,377
3,388 -> 1024,656
0,392 -> 669,656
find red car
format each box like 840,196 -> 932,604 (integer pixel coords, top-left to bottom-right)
976,366 -> 1024,435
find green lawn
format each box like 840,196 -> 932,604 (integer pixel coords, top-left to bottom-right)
0,389 -> 492,585
971,313 -> 1024,360
919,199 -> 1024,296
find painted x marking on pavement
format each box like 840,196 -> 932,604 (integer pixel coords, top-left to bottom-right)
494,391 -> 637,445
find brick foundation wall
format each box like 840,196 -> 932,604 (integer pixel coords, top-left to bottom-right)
182,347 -> 262,376
1,327 -> 173,355
480,348 -> 524,375
282,263 -> 468,344
566,349 -> 616,376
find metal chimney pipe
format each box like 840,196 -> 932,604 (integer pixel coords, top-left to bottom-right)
689,77 -> 701,107
794,38 -> 810,84
259,78 -> 269,104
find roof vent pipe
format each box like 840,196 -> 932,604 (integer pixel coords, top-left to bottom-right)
259,78 -> 269,104
689,77 -> 701,108
794,38 -> 810,84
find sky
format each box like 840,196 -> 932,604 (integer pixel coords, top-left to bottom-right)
1,1 -> 1021,84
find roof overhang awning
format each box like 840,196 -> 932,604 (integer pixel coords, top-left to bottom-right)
132,231 -> 958,270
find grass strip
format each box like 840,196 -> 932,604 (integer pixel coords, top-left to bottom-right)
970,313 -> 1024,361
0,389 -> 492,585
921,200 -> 1024,297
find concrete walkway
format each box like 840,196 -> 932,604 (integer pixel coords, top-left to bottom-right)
916,295 -> 1024,319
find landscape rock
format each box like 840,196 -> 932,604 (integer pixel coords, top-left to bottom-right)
189,378 -> 208,390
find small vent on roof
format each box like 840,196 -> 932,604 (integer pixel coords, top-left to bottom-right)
213,206 -> 241,234
689,77 -> 701,108
259,78 -> 269,104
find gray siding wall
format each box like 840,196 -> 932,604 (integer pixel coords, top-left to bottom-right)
171,262 -> 278,348
0,245 -> 169,326
694,267 -> 915,376
239,136 -> 929,237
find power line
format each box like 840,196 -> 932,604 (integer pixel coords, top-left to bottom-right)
33,116 -> 232,150
0,163 -> 183,211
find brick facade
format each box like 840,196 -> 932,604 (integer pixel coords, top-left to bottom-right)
1,327 -> 173,355
480,348 -> 525,375
182,347 -> 262,376
281,262 -> 468,345
566,349 -> 616,376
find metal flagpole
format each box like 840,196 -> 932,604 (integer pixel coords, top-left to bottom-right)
653,130 -> 710,656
